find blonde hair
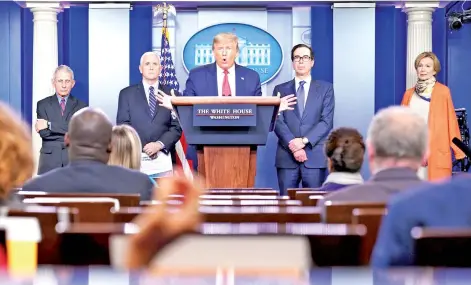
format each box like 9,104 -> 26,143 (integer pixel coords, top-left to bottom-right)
212,32 -> 239,51
108,125 -> 142,170
414,52 -> 441,74
0,103 -> 34,197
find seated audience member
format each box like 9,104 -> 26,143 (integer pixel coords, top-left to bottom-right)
372,173 -> 471,266
108,125 -> 159,185
22,108 -> 154,201
319,106 -> 428,205
0,103 -> 34,207
320,127 -> 365,191
125,173 -> 203,269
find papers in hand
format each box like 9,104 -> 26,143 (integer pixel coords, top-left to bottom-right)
140,152 -> 173,176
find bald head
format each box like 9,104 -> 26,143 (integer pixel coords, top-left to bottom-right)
65,108 -> 113,163
139,51 -> 161,84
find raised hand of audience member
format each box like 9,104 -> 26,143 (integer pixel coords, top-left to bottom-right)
125,172 -> 203,269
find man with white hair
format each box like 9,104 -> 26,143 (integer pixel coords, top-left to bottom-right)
35,65 -> 88,174
319,106 -> 429,205
117,51 -> 182,164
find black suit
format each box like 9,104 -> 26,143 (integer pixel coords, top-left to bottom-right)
22,160 -> 154,201
36,95 -> 88,174
116,83 -> 182,162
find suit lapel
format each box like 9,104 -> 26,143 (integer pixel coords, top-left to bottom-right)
301,80 -> 319,121
235,64 -> 244,96
63,95 -> 78,121
288,79 -> 301,120
208,63 -> 219,96
137,82 -> 151,119
48,95 -> 63,119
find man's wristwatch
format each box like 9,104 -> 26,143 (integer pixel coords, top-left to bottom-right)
47,121 -> 51,129
302,137 -> 309,145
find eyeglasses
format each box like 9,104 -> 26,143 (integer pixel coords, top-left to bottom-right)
293,55 -> 312,62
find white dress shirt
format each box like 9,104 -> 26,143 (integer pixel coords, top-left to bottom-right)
142,80 -> 159,104
294,75 -> 312,108
216,64 -> 236,96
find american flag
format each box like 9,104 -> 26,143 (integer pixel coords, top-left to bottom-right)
159,26 -> 193,178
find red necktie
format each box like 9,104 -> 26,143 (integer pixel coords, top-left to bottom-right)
222,70 -> 231,96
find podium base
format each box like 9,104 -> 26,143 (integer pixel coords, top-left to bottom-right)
197,146 -> 257,189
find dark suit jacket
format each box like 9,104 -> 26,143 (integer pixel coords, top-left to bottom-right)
183,63 -> 262,96
116,83 -> 182,159
273,79 -> 334,169
36,95 -> 88,174
21,159 -> 154,201
371,175 -> 471,266
320,168 -> 424,205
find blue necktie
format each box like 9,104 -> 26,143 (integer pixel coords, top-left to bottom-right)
149,86 -> 156,117
297,80 -> 306,116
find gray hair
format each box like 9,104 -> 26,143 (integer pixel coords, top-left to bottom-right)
367,106 -> 428,161
140,51 -> 160,65
53,65 -> 74,81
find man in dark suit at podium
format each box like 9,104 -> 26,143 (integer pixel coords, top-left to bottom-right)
273,44 -> 335,195
117,52 -> 182,162
35,65 -> 88,174
183,32 -> 262,97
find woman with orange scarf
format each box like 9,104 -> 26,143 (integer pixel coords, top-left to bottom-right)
401,52 -> 465,181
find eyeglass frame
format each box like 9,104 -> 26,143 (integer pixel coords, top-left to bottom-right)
292,55 -> 313,62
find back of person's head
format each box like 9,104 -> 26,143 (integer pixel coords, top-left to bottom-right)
108,125 -> 142,170
325,128 -> 365,173
0,103 -> 34,197
367,106 -> 428,172
65,108 -> 113,163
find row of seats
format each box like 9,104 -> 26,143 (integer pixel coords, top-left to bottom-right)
6,188 -> 471,268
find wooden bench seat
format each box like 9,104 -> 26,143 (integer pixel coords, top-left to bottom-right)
55,222 -> 365,267
112,206 -> 322,224
322,201 -> 386,223
17,191 -> 140,207
352,208 -> 387,264
287,188 -> 327,200
413,227 -> 471,267
22,197 -> 119,223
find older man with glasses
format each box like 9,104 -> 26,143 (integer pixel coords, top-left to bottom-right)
272,44 -> 335,195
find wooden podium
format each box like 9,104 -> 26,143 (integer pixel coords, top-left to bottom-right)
171,96 -> 280,188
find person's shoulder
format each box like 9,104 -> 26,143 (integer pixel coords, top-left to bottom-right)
189,64 -> 212,75
274,79 -> 294,90
119,83 -> 140,95
323,183 -> 368,201
312,79 -> 332,87
236,64 -> 258,76
69,95 -> 88,107
37,95 -> 54,105
107,165 -> 150,181
22,169 -> 61,191
434,82 -> 451,95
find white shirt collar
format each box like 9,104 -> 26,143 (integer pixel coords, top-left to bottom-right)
142,80 -> 159,92
216,63 -> 236,75
295,75 -> 312,86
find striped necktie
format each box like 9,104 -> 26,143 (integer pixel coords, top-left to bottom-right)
149,86 -> 156,117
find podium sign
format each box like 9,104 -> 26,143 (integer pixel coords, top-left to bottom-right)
193,104 -> 257,127
172,96 -> 280,188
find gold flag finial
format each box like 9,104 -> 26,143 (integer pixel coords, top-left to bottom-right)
154,2 -> 176,27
